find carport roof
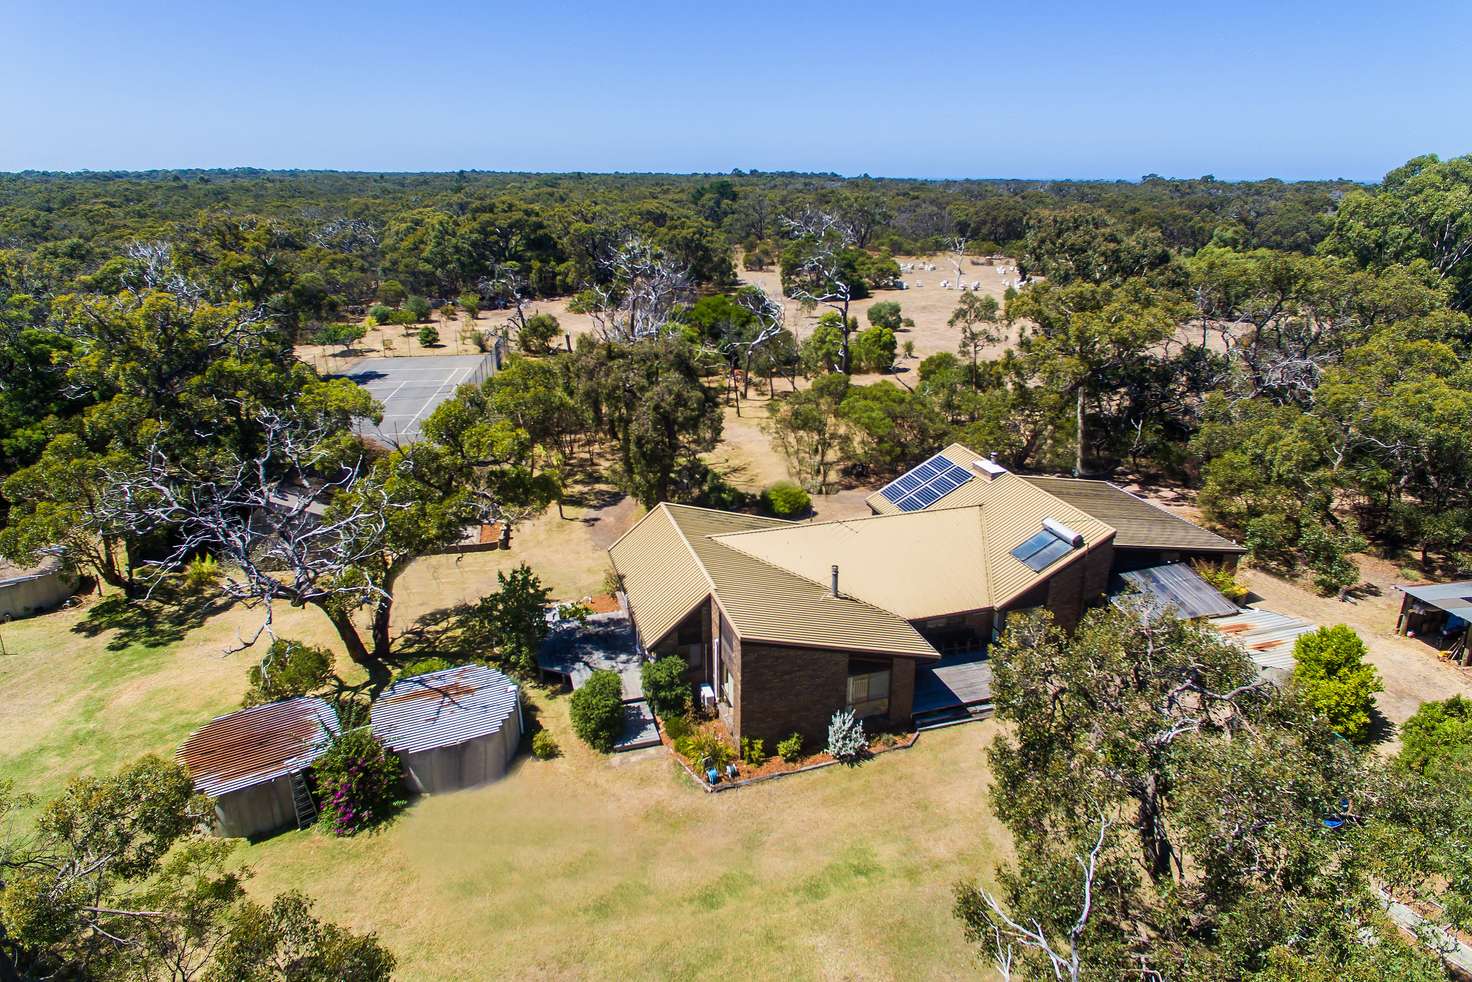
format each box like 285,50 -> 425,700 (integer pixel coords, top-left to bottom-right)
1398,581 -> 1472,620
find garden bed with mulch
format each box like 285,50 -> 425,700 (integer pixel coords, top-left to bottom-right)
656,715 -> 918,793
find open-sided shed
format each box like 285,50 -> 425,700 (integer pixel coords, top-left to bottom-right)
178,697 -> 340,838
1396,581 -> 1472,662
371,664 -> 522,794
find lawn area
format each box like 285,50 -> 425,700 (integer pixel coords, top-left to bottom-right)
244,693 -> 1005,980
0,591 -> 1008,981
0,461 -> 1008,979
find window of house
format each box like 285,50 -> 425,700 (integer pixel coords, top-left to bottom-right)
846,660 -> 891,719
720,659 -> 733,706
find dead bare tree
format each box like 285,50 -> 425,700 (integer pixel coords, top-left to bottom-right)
101,411 -> 411,687
781,210 -> 858,372
972,815 -> 1111,982
728,286 -> 786,400
481,263 -> 535,341
948,235 -> 970,290
572,234 -> 692,343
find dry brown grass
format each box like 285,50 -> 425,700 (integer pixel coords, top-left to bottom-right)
244,691 -> 1005,980
0,563 -> 1008,981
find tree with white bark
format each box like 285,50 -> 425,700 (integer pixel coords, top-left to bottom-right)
780,210 -> 860,373
569,234 -> 693,343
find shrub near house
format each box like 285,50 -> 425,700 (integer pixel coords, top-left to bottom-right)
570,669 -> 625,752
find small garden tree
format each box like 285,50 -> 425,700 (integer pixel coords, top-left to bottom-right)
641,655 -> 692,719
457,292 -> 482,320
311,321 -> 367,355
244,639 -> 334,706
312,730 -> 404,836
378,279 -> 407,306
850,325 -> 897,373
405,295 -> 432,323
570,669 -> 625,752
1399,695 -> 1472,775
460,564 -> 553,677
417,324 -> 440,347
1291,624 -> 1383,744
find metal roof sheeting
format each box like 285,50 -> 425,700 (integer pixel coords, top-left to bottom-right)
1022,476 -> 1244,555
1397,581 -> 1472,620
611,504 -> 938,659
1208,608 -> 1321,672
712,506 -> 992,619
865,444 -> 1242,559
1116,563 -> 1240,620
178,697 -> 340,797
371,664 -> 520,755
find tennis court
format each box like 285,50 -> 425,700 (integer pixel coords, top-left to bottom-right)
339,351 -> 501,445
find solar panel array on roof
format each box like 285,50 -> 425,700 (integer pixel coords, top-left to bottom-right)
1010,525 -> 1078,572
878,454 -> 972,512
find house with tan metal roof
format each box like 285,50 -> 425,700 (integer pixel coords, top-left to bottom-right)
609,443 -> 1244,742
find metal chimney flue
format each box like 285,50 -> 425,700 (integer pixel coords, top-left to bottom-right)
831,564 -> 840,597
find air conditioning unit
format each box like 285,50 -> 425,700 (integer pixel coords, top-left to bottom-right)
699,683 -> 717,710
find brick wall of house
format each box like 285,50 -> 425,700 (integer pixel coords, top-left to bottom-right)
736,643 -> 847,747
1045,558 -> 1088,630
889,657 -> 917,728
735,644 -> 921,746
1082,538 -> 1115,599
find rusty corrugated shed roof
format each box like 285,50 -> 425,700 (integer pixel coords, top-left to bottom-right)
178,697 -> 340,797
1208,608 -> 1321,672
1022,476 -> 1243,555
371,663 -> 519,755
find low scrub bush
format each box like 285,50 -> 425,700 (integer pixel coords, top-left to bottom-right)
741,737 -> 766,766
762,481 -> 811,518
313,729 -> 404,836
519,312 -> 561,353
394,656 -> 453,680
1191,561 -> 1249,602
531,729 -> 561,760
827,709 -> 868,763
641,655 -> 692,719
866,300 -> 902,330
570,669 -> 625,752
244,639 -> 333,706
777,732 -> 804,763
417,324 -> 440,347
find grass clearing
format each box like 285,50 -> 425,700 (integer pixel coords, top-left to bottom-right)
0,462 -> 1008,979
244,690 -> 1005,980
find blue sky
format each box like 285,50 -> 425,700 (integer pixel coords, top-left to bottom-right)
4,0 -> 1468,180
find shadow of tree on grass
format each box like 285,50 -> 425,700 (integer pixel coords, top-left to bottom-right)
71,586 -> 234,652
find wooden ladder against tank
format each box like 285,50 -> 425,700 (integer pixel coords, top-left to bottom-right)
289,771 -> 317,829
